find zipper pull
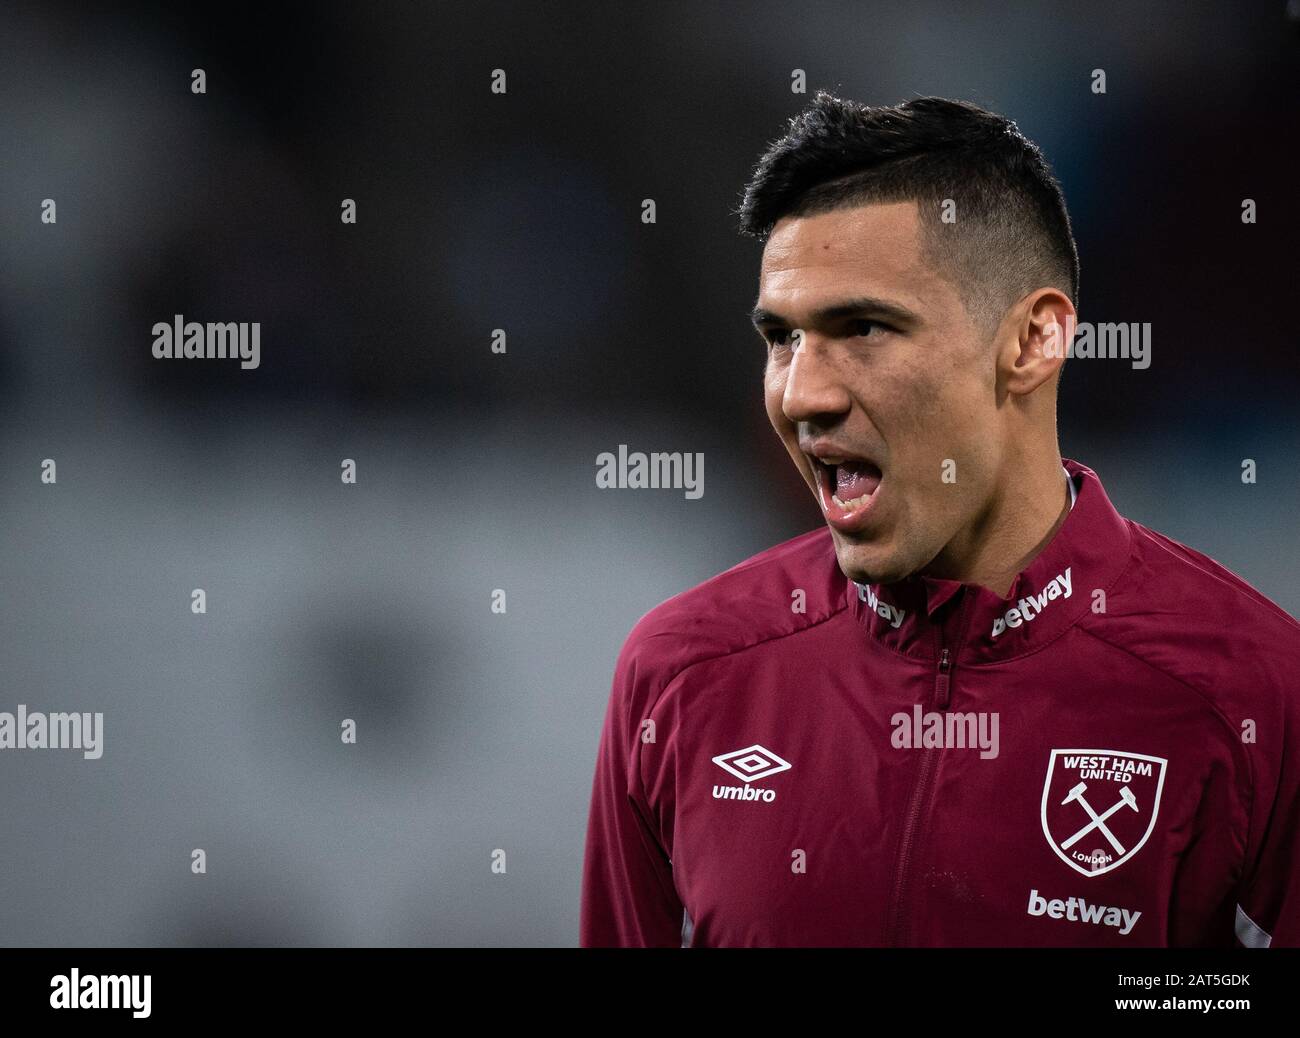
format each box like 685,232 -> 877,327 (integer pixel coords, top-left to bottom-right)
935,647 -> 951,710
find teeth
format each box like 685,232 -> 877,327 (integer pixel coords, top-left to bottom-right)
831,491 -> 874,509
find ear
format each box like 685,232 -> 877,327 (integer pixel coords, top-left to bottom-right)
998,288 -> 1075,397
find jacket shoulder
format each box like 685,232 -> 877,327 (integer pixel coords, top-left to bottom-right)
613,527 -> 846,701
1089,519 -> 1300,707
1138,522 -> 1298,628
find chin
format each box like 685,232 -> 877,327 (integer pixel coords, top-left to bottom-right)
830,535 -> 911,587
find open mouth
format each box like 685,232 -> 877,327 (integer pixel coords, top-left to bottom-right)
808,453 -> 884,530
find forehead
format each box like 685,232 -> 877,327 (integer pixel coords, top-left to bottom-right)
758,201 -> 946,314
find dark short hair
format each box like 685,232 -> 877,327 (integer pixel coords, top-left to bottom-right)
738,92 -> 1080,326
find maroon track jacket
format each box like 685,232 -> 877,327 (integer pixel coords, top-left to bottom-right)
580,459 -> 1300,947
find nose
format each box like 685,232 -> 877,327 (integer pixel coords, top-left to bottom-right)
782,331 -> 852,425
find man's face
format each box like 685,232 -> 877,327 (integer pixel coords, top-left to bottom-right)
755,201 -> 1004,586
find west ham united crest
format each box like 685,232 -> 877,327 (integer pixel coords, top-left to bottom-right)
1041,748 -> 1167,877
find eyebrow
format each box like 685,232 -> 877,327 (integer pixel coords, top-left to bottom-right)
749,296 -> 921,329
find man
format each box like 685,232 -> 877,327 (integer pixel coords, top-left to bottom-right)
580,94 -> 1300,947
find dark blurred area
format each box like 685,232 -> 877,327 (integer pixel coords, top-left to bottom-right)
0,1 -> 1296,945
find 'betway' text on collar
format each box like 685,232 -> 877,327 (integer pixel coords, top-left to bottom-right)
991,567 -> 1072,639
856,583 -> 906,628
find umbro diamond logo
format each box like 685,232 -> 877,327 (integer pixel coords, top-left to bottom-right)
712,744 -> 791,804
712,744 -> 792,782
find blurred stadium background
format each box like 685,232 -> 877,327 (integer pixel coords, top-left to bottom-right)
0,0 -> 1296,945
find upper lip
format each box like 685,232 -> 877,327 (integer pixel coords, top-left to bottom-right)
800,440 -> 882,470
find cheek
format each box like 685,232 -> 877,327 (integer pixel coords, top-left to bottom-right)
887,356 -> 979,434
871,367 -> 983,493
898,375 -> 995,497
868,365 -> 946,440
762,360 -> 790,429
935,339 -> 994,415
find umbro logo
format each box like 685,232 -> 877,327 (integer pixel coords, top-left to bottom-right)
711,744 -> 791,803
713,744 -> 791,782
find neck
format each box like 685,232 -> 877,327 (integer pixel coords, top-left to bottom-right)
922,448 -> 1071,598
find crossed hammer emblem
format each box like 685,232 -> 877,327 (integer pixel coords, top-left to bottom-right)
1060,781 -> 1139,854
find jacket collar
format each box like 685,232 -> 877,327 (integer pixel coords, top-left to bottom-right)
847,458 -> 1133,665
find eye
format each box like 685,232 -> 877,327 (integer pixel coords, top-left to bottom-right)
764,328 -> 796,349
850,319 -> 885,338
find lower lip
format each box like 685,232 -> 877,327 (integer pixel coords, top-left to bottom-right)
816,468 -> 883,533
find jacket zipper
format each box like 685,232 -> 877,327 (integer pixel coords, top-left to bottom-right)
884,595 -> 969,945
935,647 -> 952,710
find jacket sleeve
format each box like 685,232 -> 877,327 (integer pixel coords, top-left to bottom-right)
1233,678 -> 1300,948
579,629 -> 684,948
